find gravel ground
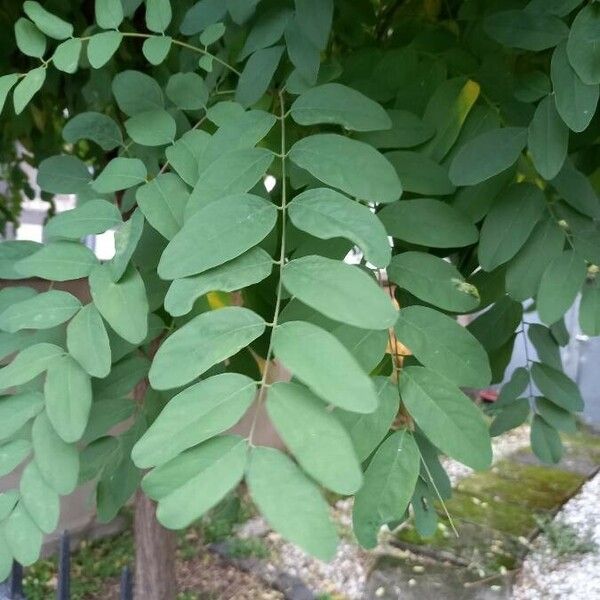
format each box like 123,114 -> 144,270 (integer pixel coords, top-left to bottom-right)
513,472 -> 600,600
237,426 -> 532,599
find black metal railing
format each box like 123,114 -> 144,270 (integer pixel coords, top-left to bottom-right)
0,532 -> 133,600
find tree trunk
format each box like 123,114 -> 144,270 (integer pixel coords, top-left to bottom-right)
133,489 -> 177,600
132,353 -> 177,600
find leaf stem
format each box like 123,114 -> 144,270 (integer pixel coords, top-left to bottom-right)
247,89 -> 289,445
78,32 -> 241,76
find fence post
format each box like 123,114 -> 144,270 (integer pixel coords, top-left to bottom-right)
9,561 -> 23,599
120,566 -> 133,600
57,531 -> 70,600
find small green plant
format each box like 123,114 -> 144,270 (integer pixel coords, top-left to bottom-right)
227,537 -> 270,560
536,516 -> 597,557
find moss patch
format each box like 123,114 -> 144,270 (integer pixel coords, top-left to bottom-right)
457,463 -> 584,511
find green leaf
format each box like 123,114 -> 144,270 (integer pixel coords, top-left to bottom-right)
165,247 -> 273,317
537,250 -> 587,325
23,1 -> 73,39
81,399 -> 134,445
530,414 -> 563,464
336,377 -> 399,461
44,355 -> 92,443
0,531 -> 10,579
166,72 -> 208,110
148,436 -> 248,529
514,70 -> 551,103
288,188 -> 391,268
357,109 -> 435,149
388,252 -> 479,312
379,199 -> 478,248
146,0 -> 172,33
52,38 -> 82,73
133,373 -> 255,468
535,397 -> 577,433
142,35 -> 172,65
63,112 -> 123,151
295,0 -> 333,50
285,18 -> 320,84
505,217 -> 565,301
66,304 -> 111,378
484,9 -> 568,51
332,324 -> 388,373
239,7 -> 291,59
396,306 -> 491,388
158,193 -> 278,279
93,355 -> 150,399
400,366 -> 492,470
136,173 -> 187,240
125,109 -> 176,147
272,320 -> 378,413
267,381 -> 362,494
92,157 -> 147,193
489,398 -> 530,437
528,96 -> 568,180
566,4 -> 600,85
149,307 -> 265,390
0,74 -> 19,115
0,491 -> 19,521
37,155 -> 92,195
0,439 -> 31,477
526,0 -> 584,17
530,362 -> 584,412
385,151 -> 455,196
186,148 -> 274,216
32,412 -> 79,495
89,263 -> 149,344
180,0 -> 227,35
198,54 -> 214,72
580,276 -> 600,336
247,446 -> 338,561
4,503 -> 42,566
13,67 -> 46,115
282,255 -> 397,330
494,367 -> 529,409
15,18 -> 46,58
0,392 -> 43,440
87,31 -> 123,69
289,134 -> 402,204
290,83 -> 391,131
528,324 -> 562,370
478,183 -> 546,271
550,159 -> 600,219
109,208 -> 145,281
236,45 -> 284,107
352,430 -> 420,549
45,199 -> 122,239
112,70 -> 164,116
0,291 -> 80,333
421,77 -> 480,162
16,241 -> 97,281
449,128 -> 527,186
0,344 -> 63,390
200,22 -> 226,45
20,461 -> 60,534
95,0 -> 124,29
551,42 -> 598,133
468,296 -> 523,353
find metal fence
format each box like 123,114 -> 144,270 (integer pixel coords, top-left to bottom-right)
0,532 -> 133,600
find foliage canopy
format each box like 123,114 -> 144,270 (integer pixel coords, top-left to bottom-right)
0,0 -> 599,570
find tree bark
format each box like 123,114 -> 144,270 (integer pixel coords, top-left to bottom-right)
133,488 -> 177,599
132,350 -> 177,600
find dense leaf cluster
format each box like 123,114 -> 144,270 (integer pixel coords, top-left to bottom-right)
0,0 -> 599,569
